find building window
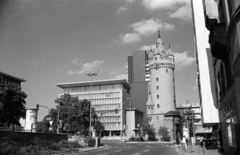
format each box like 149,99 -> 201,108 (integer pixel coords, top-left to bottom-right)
156,78 -> 159,81
157,104 -> 159,108
157,95 -> 159,99
155,57 -> 157,60
157,116 -> 158,120
156,86 -> 159,90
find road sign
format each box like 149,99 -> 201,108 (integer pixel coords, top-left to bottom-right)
46,117 -> 51,121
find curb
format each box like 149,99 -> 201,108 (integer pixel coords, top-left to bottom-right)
59,145 -> 108,155
126,141 -> 174,144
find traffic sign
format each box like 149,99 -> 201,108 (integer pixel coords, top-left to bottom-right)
46,117 -> 51,121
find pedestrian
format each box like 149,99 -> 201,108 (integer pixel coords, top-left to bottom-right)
199,136 -> 204,148
181,136 -> 187,151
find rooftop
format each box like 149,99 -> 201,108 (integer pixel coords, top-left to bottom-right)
0,71 -> 26,82
56,78 -> 130,89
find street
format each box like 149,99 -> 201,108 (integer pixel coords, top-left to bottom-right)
77,142 -> 178,155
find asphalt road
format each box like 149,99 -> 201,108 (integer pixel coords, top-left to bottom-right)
77,142 -> 178,155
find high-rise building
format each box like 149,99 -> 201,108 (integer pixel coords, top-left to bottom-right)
146,29 -> 177,140
128,51 -> 149,121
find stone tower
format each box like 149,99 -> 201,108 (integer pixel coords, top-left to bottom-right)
146,29 -> 176,140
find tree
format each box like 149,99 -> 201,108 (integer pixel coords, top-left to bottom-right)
94,121 -> 105,136
183,108 -> 199,137
158,126 -> 170,141
142,123 -> 156,141
0,84 -> 27,131
54,93 -> 98,135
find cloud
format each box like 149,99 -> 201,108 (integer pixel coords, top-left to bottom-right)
142,0 -> 190,10
72,59 -> 78,64
110,71 -> 116,75
119,18 -> 174,43
192,85 -> 198,90
174,51 -> 195,70
139,44 -> 156,51
67,60 -> 104,75
118,6 -> 128,13
114,74 -> 128,80
126,0 -> 135,3
119,33 -> 141,43
169,5 -> 192,21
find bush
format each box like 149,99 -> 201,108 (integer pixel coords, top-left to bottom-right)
134,137 -> 140,141
129,137 -> 134,141
162,135 -> 171,141
50,143 -> 61,150
0,137 -> 20,155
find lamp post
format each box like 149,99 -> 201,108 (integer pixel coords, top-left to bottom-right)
87,72 -> 97,136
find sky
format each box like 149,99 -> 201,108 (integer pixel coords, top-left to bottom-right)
0,0 -> 199,121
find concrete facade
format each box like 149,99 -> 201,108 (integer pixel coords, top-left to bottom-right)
0,71 -> 25,90
202,0 -> 240,154
126,108 -> 144,137
146,29 -> 176,140
191,0 -> 219,127
56,79 -> 130,136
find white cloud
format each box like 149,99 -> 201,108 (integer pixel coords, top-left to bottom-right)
142,0 -> 190,10
126,0 -> 135,3
114,74 -> 128,80
119,33 -> 141,43
119,18 -> 174,43
118,6 -> 128,13
67,60 -> 104,75
174,51 -> 195,70
192,85 -> 198,90
169,5 -> 192,21
139,44 -> 156,51
110,71 -> 116,74
72,59 -> 78,64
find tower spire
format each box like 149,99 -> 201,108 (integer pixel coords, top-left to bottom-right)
158,27 -> 161,38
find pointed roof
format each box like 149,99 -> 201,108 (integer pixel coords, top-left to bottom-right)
148,47 -> 153,59
146,83 -> 154,106
158,27 -> 161,38
167,43 -> 173,55
154,28 -> 165,56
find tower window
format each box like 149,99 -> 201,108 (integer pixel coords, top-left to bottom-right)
166,69 -> 168,73
157,116 -> 158,120
156,78 -> 159,81
157,95 -> 159,99
156,86 -> 159,90
155,57 -> 157,60
157,104 -> 159,108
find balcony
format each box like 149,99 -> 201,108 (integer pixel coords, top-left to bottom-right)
209,23 -> 227,59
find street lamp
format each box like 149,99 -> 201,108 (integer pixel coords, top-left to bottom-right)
87,72 -> 97,136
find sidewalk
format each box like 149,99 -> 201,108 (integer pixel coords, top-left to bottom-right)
176,144 -> 225,155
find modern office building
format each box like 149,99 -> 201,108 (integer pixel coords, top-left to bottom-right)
128,51 -> 149,121
146,29 -> 177,140
202,0 -> 240,154
0,71 -> 26,90
191,0 -> 219,129
56,79 -> 130,136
